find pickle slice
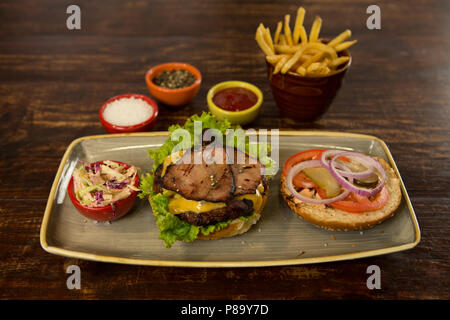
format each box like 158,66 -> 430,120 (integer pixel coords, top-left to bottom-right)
354,174 -> 379,188
302,167 -> 341,198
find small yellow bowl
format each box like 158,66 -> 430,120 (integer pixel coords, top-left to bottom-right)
207,81 -> 263,126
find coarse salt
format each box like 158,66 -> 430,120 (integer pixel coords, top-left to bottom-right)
103,97 -> 153,126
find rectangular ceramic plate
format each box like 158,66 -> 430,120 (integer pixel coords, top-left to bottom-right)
40,132 -> 420,267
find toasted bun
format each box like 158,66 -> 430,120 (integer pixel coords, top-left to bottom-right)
197,213 -> 262,240
281,157 -> 402,231
198,187 -> 269,240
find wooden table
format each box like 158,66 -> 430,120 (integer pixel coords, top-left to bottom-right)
1,0 -> 449,300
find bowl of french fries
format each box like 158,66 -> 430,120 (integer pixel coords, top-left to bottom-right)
255,7 -> 356,122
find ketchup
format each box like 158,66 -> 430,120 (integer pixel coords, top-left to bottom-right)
212,87 -> 258,111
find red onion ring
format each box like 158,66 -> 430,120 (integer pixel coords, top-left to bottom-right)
329,152 -> 386,197
286,160 -> 350,205
321,150 -> 374,180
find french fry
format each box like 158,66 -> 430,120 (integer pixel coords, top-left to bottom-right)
297,66 -> 306,76
284,15 -> 294,46
322,59 -> 331,74
274,21 -> 282,44
255,25 -> 274,56
293,7 -> 306,44
277,42 -> 337,73
328,29 -> 352,48
307,62 -> 330,76
330,56 -> 350,68
274,44 -> 303,54
299,53 -> 314,62
303,47 -> 320,55
282,42 -> 335,73
334,40 -> 357,52
290,55 -> 313,71
305,42 -> 338,60
295,53 -> 314,65
281,45 -> 311,74
273,55 -> 290,74
266,54 -> 288,65
309,16 -> 322,42
278,34 -> 287,45
298,26 -> 308,44
301,51 -> 324,69
264,26 -> 275,52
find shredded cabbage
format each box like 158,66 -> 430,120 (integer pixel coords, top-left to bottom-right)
73,161 -> 137,207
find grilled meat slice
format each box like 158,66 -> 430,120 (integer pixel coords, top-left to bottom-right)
153,145 -> 267,226
229,148 -> 265,196
160,146 -> 265,201
161,147 -> 234,203
153,164 -> 164,194
151,146 -> 268,226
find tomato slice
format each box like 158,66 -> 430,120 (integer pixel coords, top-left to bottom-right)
316,186 -> 329,199
282,149 -> 351,177
282,149 -> 325,177
293,172 -> 319,189
329,187 -> 389,213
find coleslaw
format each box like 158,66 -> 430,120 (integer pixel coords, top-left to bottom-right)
72,160 -> 139,207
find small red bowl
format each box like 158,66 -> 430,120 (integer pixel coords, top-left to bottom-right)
99,93 -> 158,133
67,160 -> 140,221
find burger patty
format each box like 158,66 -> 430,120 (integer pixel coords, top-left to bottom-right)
177,198 -> 254,226
153,146 -> 267,226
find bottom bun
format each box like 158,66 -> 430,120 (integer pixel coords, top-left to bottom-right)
197,213 -> 261,240
281,157 -> 402,231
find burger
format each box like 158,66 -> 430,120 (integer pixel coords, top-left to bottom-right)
139,113 -> 272,248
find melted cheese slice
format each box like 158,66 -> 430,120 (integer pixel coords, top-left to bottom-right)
235,184 -> 265,213
164,183 -> 265,215
167,191 -> 226,214
161,150 -> 185,177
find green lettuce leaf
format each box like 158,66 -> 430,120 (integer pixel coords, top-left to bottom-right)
150,193 -> 199,248
199,220 -> 231,236
137,173 -> 154,200
150,192 -> 244,248
149,112 -> 233,172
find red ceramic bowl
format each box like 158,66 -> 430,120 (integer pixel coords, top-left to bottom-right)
267,43 -> 351,122
67,160 -> 140,221
145,62 -> 202,107
99,93 -> 158,133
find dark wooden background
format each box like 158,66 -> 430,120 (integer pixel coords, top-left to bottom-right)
0,0 -> 449,299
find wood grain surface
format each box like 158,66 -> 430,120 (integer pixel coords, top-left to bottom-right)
0,0 -> 449,299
